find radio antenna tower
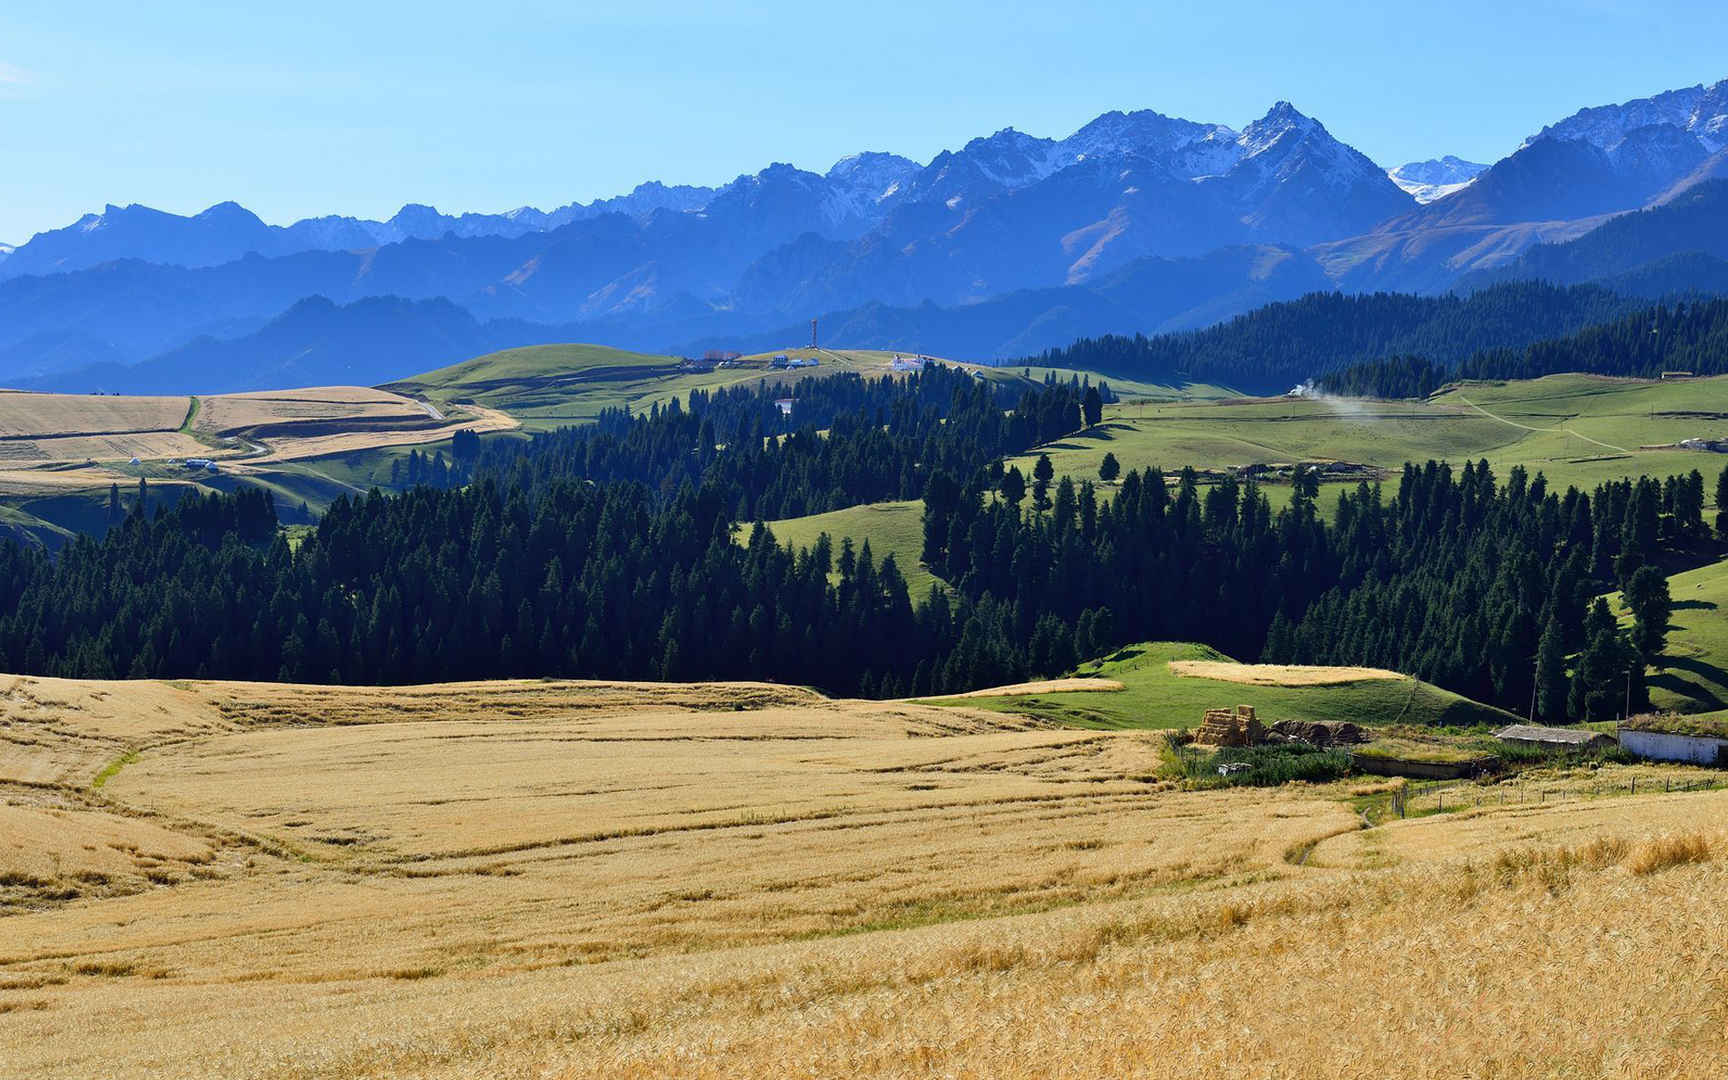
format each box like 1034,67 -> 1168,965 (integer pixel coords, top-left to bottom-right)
810,318 -> 818,350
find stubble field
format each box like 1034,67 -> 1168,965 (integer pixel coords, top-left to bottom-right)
2,671 -> 1726,1077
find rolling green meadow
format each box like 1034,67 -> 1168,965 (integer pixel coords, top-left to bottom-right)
1006,373 -> 1728,503
919,640 -> 1516,731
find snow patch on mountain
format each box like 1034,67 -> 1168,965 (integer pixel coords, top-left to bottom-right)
1388,156 -> 1488,203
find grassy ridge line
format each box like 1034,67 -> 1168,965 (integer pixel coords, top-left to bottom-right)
1000,373 -> 1728,513
386,342 -> 1212,434
923,641 -> 1515,731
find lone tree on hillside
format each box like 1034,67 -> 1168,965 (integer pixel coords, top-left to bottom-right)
1625,565 -> 1672,663
1098,452 -> 1121,483
1000,465 -> 1026,509
1570,598 -> 1640,722
1031,454 -> 1055,512
1717,464 -> 1728,539
1535,613 -> 1569,721
1082,385 -> 1103,428
920,470 -> 961,568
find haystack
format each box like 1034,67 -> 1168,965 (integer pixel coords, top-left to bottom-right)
1196,705 -> 1262,747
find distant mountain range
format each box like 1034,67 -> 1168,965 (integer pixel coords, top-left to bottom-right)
0,184 -> 716,281
3,76 -> 1726,393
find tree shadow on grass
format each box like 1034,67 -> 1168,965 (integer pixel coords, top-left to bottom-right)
1648,653 -> 1728,711
1040,428 -> 1124,452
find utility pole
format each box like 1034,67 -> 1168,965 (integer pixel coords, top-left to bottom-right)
1624,660 -> 1634,723
1529,650 -> 1539,722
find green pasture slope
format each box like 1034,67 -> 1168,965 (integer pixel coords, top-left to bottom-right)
750,372 -> 1728,612
384,343 -> 686,430
1610,555 -> 1728,715
759,500 -> 941,598
920,641 -> 1514,731
384,343 -> 1093,432
1005,373 -> 1728,503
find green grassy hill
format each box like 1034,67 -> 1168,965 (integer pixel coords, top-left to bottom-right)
1000,373 -> 1728,509
923,641 -> 1516,731
386,342 -> 1242,435
386,344 -> 1093,432
755,373 -> 1728,625
1611,555 -> 1728,714
383,343 -> 686,430
759,500 -> 941,598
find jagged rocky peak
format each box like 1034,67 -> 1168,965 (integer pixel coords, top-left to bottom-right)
1239,101 -> 1319,152
826,151 -> 921,204
1062,109 -> 1231,156
1531,77 -> 1728,153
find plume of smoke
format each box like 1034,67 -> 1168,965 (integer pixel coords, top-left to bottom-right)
1287,380 -> 1375,420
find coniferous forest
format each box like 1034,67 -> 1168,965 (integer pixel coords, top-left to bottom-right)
0,365 -> 1717,719
1030,283 -> 1636,394
1317,298 -> 1728,397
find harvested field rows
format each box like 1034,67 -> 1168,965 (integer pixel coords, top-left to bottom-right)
0,392 -> 190,439
1,673 -> 1724,1077
1168,659 -> 1407,686
927,677 -> 1126,698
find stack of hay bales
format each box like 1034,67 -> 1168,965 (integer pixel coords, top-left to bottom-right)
1269,719 -> 1366,747
1196,705 -> 1262,747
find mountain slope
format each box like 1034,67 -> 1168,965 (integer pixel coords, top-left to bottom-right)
25,296 -> 512,394
701,245 -> 1333,360
1456,180 -> 1728,291
1024,282 -> 1639,393
1318,76 -> 1728,289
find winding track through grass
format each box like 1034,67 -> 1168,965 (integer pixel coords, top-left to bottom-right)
1453,392 -> 1632,455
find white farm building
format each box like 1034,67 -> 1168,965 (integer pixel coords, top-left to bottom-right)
1618,716 -> 1728,765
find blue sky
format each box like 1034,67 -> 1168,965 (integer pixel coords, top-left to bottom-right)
2,0 -> 1725,243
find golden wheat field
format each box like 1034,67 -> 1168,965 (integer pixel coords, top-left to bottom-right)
0,386 -> 518,497
0,391 -> 192,439
1167,660 -> 1407,686
0,392 -> 208,492
2,673 -> 1727,1078
196,388 -> 519,463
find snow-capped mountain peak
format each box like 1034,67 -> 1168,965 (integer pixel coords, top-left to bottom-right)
955,127 -> 1063,188
1529,77 -> 1728,154
826,151 -> 920,207
1053,109 -> 1237,174
1238,101 -> 1319,158
1387,156 -> 1488,203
